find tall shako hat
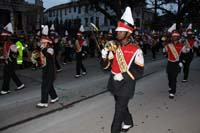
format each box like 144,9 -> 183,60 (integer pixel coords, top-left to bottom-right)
108,29 -> 113,37
1,22 -> 13,36
65,30 -> 69,36
186,23 -> 193,35
115,6 -> 135,33
41,25 -> 52,43
77,25 -> 84,36
168,23 -> 180,36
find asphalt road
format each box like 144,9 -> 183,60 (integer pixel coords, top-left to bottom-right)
1,56 -> 200,133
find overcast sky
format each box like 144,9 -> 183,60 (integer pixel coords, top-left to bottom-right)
43,0 -> 71,9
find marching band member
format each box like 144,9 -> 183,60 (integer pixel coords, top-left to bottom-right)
102,7 -> 144,133
49,24 -> 62,72
36,25 -> 59,108
151,31 -> 159,60
1,22 -> 25,95
62,30 -> 72,64
181,24 -> 198,82
163,23 -> 190,99
74,25 -> 87,78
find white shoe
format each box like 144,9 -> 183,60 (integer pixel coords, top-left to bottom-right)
82,72 -> 87,75
56,68 -> 63,72
182,79 -> 188,83
74,74 -> 81,78
169,93 -> 175,99
50,97 -> 59,103
0,90 -> 10,95
16,84 -> 25,90
36,103 -> 48,108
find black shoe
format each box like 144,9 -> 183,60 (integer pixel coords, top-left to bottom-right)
121,124 -> 133,132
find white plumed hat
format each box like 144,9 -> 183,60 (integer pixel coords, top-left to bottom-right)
115,7 -> 134,33
1,22 -> 13,36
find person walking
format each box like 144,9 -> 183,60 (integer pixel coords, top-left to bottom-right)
36,25 -> 59,108
181,25 -> 199,82
163,23 -> 190,99
74,25 -> 87,78
0,22 -> 25,95
101,7 -> 144,133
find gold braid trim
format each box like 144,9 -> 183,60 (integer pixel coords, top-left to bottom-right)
168,43 -> 179,60
185,39 -> 191,48
116,46 -> 135,80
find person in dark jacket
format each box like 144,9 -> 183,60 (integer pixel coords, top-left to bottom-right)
101,7 -> 144,133
36,25 -> 59,108
1,22 -> 25,95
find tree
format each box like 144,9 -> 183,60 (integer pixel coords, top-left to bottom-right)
147,0 -> 200,30
84,0 -> 146,24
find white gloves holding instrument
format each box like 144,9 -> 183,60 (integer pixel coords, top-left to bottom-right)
101,48 -> 108,59
114,73 -> 124,81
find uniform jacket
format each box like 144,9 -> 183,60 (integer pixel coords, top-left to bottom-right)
42,47 -> 56,81
107,43 -> 144,98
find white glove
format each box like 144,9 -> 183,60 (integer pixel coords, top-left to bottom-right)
179,62 -> 183,68
40,44 -> 45,49
113,73 -> 124,81
108,51 -> 114,60
162,48 -> 166,53
101,48 -> 108,59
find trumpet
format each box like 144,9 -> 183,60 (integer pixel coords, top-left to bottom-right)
104,40 -> 118,52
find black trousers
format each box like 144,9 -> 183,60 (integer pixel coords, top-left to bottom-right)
64,47 -> 72,62
75,52 -> 86,75
167,61 -> 180,94
41,78 -> 57,103
183,60 -> 192,80
1,62 -> 23,91
151,46 -> 157,59
111,95 -> 133,133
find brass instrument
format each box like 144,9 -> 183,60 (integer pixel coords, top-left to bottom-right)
104,40 -> 118,52
100,40 -> 118,70
31,50 -> 46,68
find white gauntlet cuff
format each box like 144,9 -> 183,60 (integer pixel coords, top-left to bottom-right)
113,73 -> 124,81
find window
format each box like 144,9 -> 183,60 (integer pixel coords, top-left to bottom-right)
74,6 -> 76,12
85,18 -> 88,26
104,16 -> 108,26
96,17 -> 99,27
85,5 -> 88,13
69,7 -> 71,13
65,8 -> 67,15
78,6 -> 81,13
90,17 -> 93,23
60,10 -> 62,17
49,11 -> 52,17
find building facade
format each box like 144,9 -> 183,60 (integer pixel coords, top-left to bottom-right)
0,0 -> 43,34
43,0 -> 154,35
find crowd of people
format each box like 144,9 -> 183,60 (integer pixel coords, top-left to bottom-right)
0,6 -> 200,133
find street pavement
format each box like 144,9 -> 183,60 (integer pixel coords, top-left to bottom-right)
0,51 -> 200,133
